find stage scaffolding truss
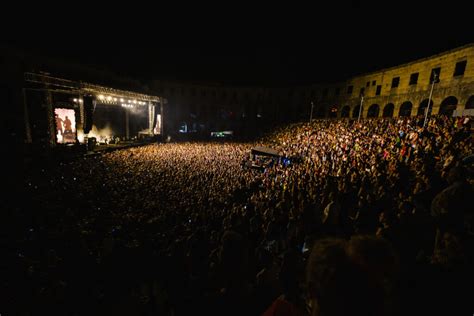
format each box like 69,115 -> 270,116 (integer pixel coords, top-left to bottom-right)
23,72 -> 164,145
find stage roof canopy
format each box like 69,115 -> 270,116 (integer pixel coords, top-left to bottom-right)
24,72 -> 161,103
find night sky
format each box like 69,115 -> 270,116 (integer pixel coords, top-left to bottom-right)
4,4 -> 473,86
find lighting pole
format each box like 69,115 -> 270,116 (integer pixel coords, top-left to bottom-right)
423,73 -> 438,128
310,101 -> 314,122
358,95 -> 364,122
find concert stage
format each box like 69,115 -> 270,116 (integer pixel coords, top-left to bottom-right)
22,72 -> 165,154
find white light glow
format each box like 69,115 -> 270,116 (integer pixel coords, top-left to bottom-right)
154,114 -> 162,135
77,129 -> 85,143
85,124 -> 114,144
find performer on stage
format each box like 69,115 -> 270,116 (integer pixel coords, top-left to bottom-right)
64,116 -> 73,133
55,114 -> 64,135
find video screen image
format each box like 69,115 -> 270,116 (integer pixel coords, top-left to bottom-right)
55,108 -> 76,144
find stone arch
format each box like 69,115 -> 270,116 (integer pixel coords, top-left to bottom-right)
340,105 -> 351,118
399,101 -> 413,117
352,105 -> 361,118
383,103 -> 394,117
417,99 -> 434,116
465,95 -> 474,110
367,104 -> 380,118
439,96 -> 458,116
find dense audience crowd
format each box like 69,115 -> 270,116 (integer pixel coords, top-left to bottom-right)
6,115 -> 473,315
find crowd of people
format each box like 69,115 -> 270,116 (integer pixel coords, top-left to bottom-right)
7,114 -> 473,315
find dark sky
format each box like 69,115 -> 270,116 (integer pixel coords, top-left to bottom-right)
4,4 -> 473,86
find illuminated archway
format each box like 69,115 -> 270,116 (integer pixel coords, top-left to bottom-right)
367,104 -> 380,118
383,103 -> 394,117
341,105 -> 350,118
352,105 -> 361,118
399,101 -> 413,117
465,95 -> 474,110
329,106 -> 338,118
417,99 -> 433,116
439,96 -> 458,116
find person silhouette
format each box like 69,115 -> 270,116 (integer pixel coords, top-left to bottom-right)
64,116 -> 72,133
55,114 -> 64,135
